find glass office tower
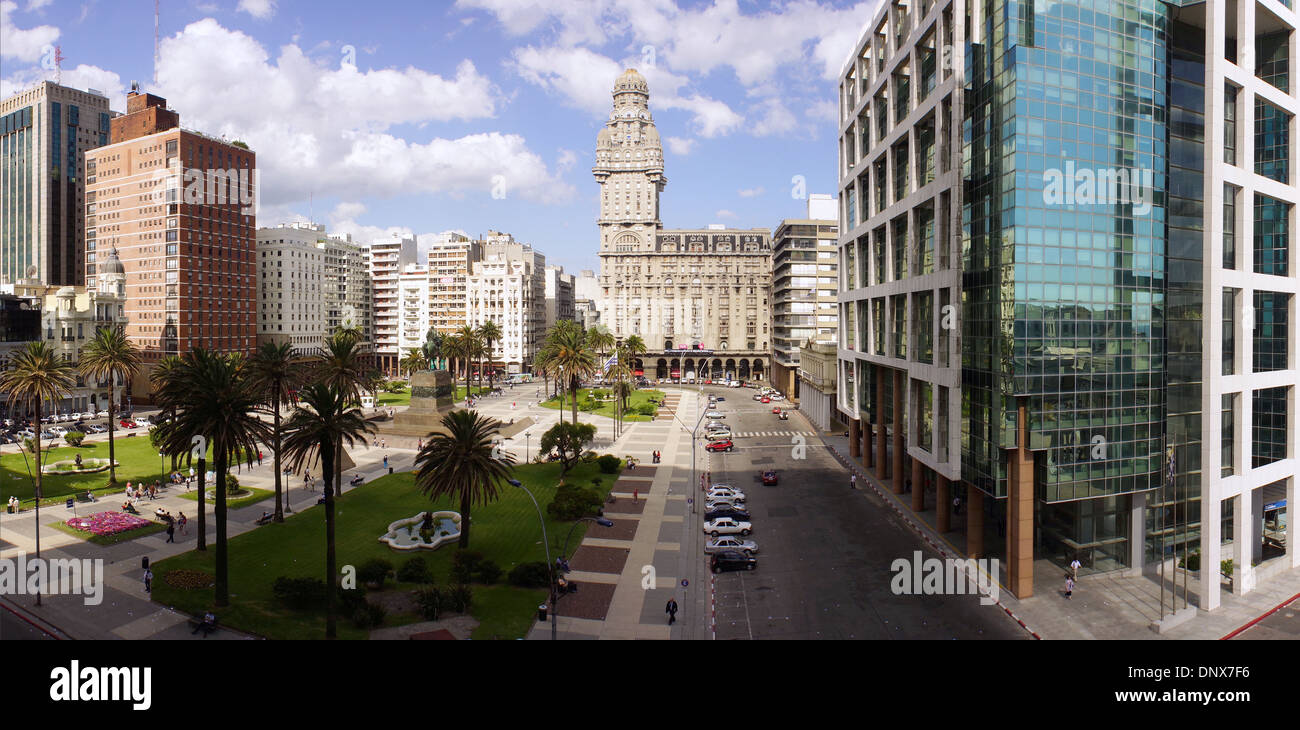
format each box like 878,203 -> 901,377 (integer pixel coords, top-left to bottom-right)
838,0 -> 1298,607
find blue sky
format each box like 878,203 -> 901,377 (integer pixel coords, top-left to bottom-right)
1,0 -> 875,272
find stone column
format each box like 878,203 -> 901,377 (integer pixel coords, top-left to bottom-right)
892,369 -> 905,495
911,457 -> 925,512
862,419 -> 874,468
849,418 -> 861,458
876,365 -> 888,480
936,474 -> 950,532
967,487 -> 984,558
1006,403 -> 1035,598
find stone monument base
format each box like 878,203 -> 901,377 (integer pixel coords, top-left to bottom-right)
379,370 -> 457,438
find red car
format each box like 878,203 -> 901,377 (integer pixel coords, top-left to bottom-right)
762,470 -> 778,485
772,407 -> 782,415
119,419 -> 136,429
761,396 -> 770,403
705,440 -> 734,453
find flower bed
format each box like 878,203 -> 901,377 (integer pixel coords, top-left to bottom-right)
65,511 -> 153,536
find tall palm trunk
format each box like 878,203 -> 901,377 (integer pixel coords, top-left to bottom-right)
106,373 -> 117,484
32,400 -> 43,606
322,437 -> 338,639
215,451 -> 229,606
486,340 -> 494,392
459,490 -> 471,549
272,389 -> 284,522
196,456 -> 207,551
569,373 -> 579,424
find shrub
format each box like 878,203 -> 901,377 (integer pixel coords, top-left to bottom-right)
63,431 -> 85,447
579,400 -> 598,412
351,602 -> 387,629
637,403 -> 657,416
358,558 -> 395,589
396,556 -> 432,584
508,561 -> 552,589
580,450 -> 598,463
596,454 -> 621,474
417,587 -> 443,620
337,584 -> 368,616
451,550 -> 485,584
477,559 -> 502,585
225,473 -> 240,495
547,483 -> 602,521
447,583 -> 473,613
272,576 -> 326,609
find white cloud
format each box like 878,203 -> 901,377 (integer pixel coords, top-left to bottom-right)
714,209 -> 737,220
0,1 -> 59,62
236,0 -> 276,19
1,62 -> 127,110
153,19 -> 572,207
331,201 -> 367,221
556,148 -> 577,172
738,187 -> 764,198
665,136 -> 695,156
751,99 -> 797,137
25,0 -> 53,10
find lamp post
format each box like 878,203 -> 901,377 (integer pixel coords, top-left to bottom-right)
557,365 -> 564,425
525,432 -> 530,464
689,391 -> 708,515
159,451 -> 165,488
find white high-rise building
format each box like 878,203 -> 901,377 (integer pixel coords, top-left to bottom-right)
367,234 -> 417,374
256,223 -> 327,354
397,263 -> 431,356
466,233 -> 546,374
544,264 -> 576,331
427,232 -> 481,334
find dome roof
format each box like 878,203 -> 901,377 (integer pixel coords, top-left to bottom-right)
102,247 -> 125,276
614,68 -> 648,94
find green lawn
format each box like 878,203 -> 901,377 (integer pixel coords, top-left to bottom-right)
179,487 -> 274,511
541,388 -> 665,422
377,385 -> 489,408
1,436 -> 258,507
150,460 -> 621,640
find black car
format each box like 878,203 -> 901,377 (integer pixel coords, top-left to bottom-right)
704,506 -> 750,522
711,550 -> 757,573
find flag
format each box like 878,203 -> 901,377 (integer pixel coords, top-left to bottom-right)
603,353 -> 618,373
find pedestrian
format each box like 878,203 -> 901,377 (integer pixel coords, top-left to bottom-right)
178,512 -> 188,535
665,597 -> 679,625
383,455 -> 389,470
257,450 -> 263,466
1069,557 -> 1082,580
1065,576 -> 1074,600
850,473 -> 857,490
143,568 -> 153,593
417,438 -> 423,451
381,439 -> 386,449
373,438 -> 379,448
953,495 -> 962,514
633,488 -> 639,503
165,522 -> 175,543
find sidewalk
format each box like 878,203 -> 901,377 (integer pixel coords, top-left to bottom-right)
0,439 -> 405,640
819,430 -> 1300,640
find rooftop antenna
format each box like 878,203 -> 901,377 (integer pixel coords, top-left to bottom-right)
53,45 -> 64,84
153,0 -> 160,87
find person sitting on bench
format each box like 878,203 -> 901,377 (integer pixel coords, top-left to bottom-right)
122,501 -> 140,514
350,474 -> 364,487
190,611 -> 217,636
255,510 -> 273,525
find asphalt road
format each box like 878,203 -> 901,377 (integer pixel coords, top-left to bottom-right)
686,385 -> 1029,640
1231,594 -> 1300,640
0,602 -> 55,640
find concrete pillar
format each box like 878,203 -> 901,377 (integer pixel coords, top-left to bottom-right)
967,487 -> 984,558
892,369 -> 905,495
862,420 -> 874,468
1232,492 -> 1254,595
1130,491 -> 1147,579
936,474 -> 951,533
849,418 -> 862,458
911,457 -> 925,512
876,365 -> 888,479
1006,403 -> 1034,598
1289,477 -> 1298,569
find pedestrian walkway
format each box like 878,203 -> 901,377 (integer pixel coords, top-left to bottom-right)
727,430 -> 815,438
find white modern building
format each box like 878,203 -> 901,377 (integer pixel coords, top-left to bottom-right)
467,234 -> 546,373
544,264 -> 576,331
427,232 -> 481,334
367,234 -> 418,374
397,263 -> 431,355
256,223 -> 327,354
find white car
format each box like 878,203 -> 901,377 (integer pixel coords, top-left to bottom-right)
49,426 -> 68,436
706,487 -> 746,502
704,517 -> 752,537
135,416 -> 153,427
705,498 -> 744,512
705,429 -> 732,442
97,410 -> 109,418
705,410 -> 725,419
705,535 -> 758,555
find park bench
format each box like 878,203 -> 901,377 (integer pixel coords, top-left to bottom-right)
189,615 -> 219,637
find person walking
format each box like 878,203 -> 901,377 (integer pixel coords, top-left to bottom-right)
665,597 -> 679,625
850,473 -> 857,490
143,568 -> 153,594
178,512 -> 188,535
257,450 -> 263,467
953,495 -> 963,515
1069,557 -> 1082,580
383,455 -> 389,470
1065,576 -> 1074,600
165,521 -> 175,543
633,488 -> 639,503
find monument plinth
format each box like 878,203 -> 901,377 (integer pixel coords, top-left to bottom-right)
381,370 -> 457,437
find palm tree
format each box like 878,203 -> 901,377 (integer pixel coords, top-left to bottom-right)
151,357 -> 208,550
534,339 -> 558,403
314,330 -> 369,502
158,349 -> 272,606
150,355 -> 184,472
247,342 -> 298,522
0,342 -> 74,606
476,319 -> 503,391
414,409 -> 514,549
280,382 -> 375,638
546,320 -> 596,424
77,327 -> 142,486
399,348 -> 429,379
619,335 -> 647,412
454,325 -> 482,401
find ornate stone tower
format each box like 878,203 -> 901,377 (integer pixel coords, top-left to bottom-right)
593,68 -> 666,253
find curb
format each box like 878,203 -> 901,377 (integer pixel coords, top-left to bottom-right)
823,441 -> 1043,640
1220,590 -> 1300,640
0,596 -> 71,639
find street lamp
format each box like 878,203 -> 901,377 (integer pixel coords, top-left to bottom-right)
562,516 -> 614,565
159,451 -> 165,488
557,365 -> 564,425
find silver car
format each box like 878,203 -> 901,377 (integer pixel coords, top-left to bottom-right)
705,535 -> 758,556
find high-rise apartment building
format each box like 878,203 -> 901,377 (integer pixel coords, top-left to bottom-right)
837,0 -> 1299,609
1,82 -> 113,287
319,231 -> 371,347
256,223 -> 326,354
427,232 -> 481,334
397,263 -> 431,355
771,194 -> 839,400
466,233 -> 546,374
85,90 -> 256,398
544,264 -> 576,331
595,69 -> 773,383
367,234 -> 417,374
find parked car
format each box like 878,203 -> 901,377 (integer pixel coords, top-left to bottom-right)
778,411 -> 789,420
705,421 -> 729,432
714,396 -> 725,402
704,506 -> 750,522
49,426 -> 68,436
704,410 -> 725,419
703,517 -> 752,537
761,470 -> 779,486
704,499 -> 744,513
40,430 -> 58,440
751,393 -> 763,401
705,535 -> 758,556
707,486 -> 746,502
760,397 -> 771,404
96,410 -> 109,418
135,416 -> 153,427
710,550 -> 757,573
86,424 -> 107,434
772,407 -> 782,415
705,439 -> 734,453
119,419 -> 137,429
